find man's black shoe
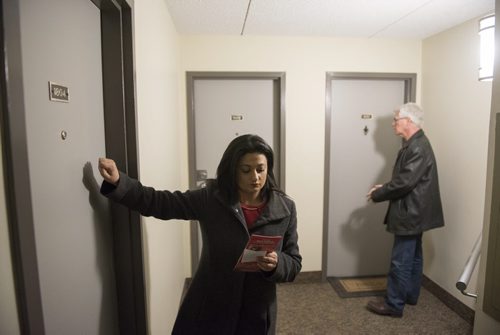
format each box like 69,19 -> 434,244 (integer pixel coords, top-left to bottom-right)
366,299 -> 403,318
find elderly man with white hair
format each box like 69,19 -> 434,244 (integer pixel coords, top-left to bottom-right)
366,102 -> 445,317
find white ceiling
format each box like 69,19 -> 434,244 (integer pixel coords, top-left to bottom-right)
164,0 -> 495,39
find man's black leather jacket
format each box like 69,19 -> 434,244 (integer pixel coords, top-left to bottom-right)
372,129 -> 445,235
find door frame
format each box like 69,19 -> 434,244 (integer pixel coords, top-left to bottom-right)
0,0 -> 147,333
322,72 -> 416,281
185,71 -> 286,275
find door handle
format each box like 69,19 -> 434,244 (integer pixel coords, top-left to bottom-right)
196,170 -> 207,181
196,170 -> 207,189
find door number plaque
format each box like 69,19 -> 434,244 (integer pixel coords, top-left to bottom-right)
49,81 -> 69,103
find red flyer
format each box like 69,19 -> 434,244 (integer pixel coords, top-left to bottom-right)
234,234 -> 283,272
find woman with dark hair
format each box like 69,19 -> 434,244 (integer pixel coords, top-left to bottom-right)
98,134 -> 301,335
216,134 -> 280,203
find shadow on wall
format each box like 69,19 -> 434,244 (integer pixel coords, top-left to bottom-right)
339,114 -> 398,276
82,162 -> 119,335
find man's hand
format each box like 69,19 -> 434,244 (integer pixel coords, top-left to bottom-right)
367,184 -> 383,201
98,158 -> 120,185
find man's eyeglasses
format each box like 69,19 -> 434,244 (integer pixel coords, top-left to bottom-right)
393,117 -> 409,123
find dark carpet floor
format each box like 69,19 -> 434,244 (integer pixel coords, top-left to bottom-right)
276,278 -> 473,334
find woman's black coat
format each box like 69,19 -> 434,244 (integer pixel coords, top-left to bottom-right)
101,173 -> 302,334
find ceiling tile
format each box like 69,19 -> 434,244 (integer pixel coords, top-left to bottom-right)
164,0 -> 495,38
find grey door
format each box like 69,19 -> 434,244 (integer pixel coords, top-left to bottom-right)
324,74 -> 415,277
187,73 -> 285,272
193,79 -> 278,183
19,0 -> 117,333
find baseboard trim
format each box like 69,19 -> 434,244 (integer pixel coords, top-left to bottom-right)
422,275 -> 475,325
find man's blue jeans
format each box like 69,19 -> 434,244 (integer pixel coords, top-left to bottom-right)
386,233 -> 423,312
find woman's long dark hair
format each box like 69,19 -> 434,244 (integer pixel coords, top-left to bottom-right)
216,134 -> 280,203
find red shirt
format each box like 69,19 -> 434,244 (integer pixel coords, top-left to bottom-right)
240,202 -> 267,228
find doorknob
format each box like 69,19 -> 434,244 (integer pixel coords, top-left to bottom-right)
196,170 -> 207,181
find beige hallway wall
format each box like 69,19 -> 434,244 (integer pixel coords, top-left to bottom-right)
134,28 -> 421,330
422,16 -> 492,309
133,0 -> 183,333
179,35 -> 422,272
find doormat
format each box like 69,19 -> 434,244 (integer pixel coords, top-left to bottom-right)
327,276 -> 387,298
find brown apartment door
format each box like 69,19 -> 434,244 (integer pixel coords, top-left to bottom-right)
1,0 -> 145,333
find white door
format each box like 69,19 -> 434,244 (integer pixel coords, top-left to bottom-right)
188,74 -> 284,268
326,78 -> 407,277
20,0 -> 117,333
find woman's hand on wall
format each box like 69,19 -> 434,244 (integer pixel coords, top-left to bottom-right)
98,157 -> 120,185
